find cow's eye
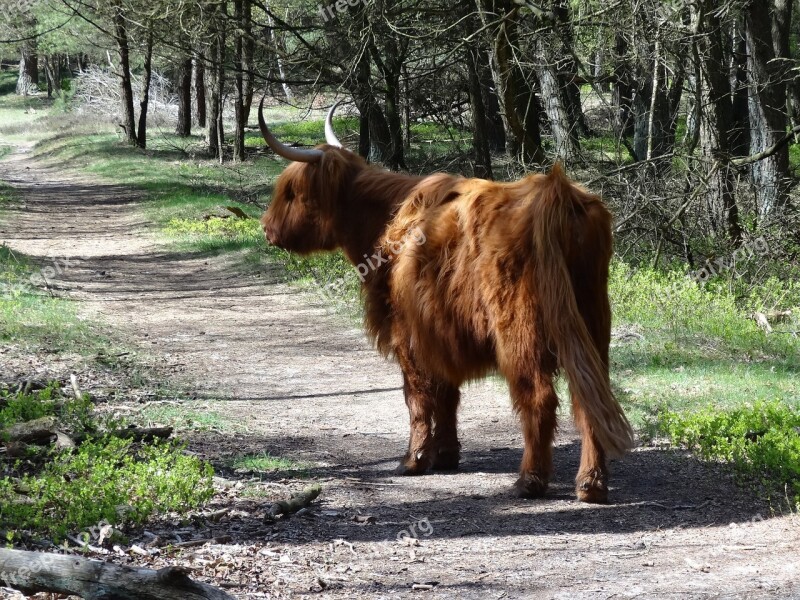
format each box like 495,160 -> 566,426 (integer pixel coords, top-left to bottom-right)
285,188 -> 295,203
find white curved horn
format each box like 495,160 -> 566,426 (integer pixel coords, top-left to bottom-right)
325,99 -> 345,148
258,96 -> 324,163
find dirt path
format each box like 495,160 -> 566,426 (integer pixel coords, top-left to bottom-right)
1,145 -> 799,599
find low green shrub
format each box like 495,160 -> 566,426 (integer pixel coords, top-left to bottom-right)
660,401 -> 800,510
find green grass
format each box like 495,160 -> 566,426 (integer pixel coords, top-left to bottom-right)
0,383 -> 214,541
581,132 -> 633,163
0,245 -> 104,353
231,452 -> 311,475
138,403 -> 229,432
609,261 -> 800,430
0,437 -> 214,541
660,401 -> 800,510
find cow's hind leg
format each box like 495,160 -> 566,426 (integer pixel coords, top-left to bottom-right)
573,403 -> 608,503
511,372 -> 559,498
573,276 -> 612,503
431,383 -> 461,470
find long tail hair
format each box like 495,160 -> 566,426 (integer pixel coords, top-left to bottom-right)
530,164 -> 633,457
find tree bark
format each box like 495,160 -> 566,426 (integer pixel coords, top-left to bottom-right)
16,26 -> 39,96
477,46 -> 506,152
207,4 -> 227,161
113,3 -> 138,146
553,0 -> 590,137
193,55 -> 207,128
729,19 -> 750,156
482,0 -> 545,164
0,548 -> 234,600
43,54 -> 61,98
697,2 -> 741,243
350,50 -> 395,165
368,35 -> 408,170
468,46 -> 493,179
535,29 -> 579,162
745,0 -> 790,217
771,0 -> 800,142
612,30 -> 634,137
176,53 -> 193,137
136,30 -> 154,149
233,0 -> 245,162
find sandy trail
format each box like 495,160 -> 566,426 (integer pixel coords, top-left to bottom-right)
1,144 -> 798,599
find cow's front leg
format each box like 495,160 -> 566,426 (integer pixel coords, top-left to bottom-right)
395,370 -> 436,475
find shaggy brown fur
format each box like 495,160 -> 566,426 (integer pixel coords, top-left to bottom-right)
261,146 -> 633,502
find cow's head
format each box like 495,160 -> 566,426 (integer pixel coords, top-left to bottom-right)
259,99 -> 366,255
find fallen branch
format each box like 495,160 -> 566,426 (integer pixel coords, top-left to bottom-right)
74,426 -> 174,444
0,548 -> 235,599
267,484 -> 322,519
732,125 -> 800,167
70,373 -> 83,401
109,426 -> 174,442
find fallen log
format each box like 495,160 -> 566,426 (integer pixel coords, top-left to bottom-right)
3,416 -> 59,444
0,548 -> 235,599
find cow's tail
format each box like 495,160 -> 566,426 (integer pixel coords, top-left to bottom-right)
530,164 -> 633,457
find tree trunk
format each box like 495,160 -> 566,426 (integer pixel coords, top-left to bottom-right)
193,55 -> 207,128
612,30 -> 634,137
477,47 -> 506,152
485,1 -> 545,164
233,0 -> 246,162
207,5 -> 227,161
468,46 -> 493,179
369,39 -> 407,170
729,20 -> 750,156
43,54 -> 61,98
176,53 -> 193,137
265,2 -> 294,101
632,49 -> 670,163
16,37 -> 39,96
553,0 -> 590,137
745,0 -> 790,217
534,18 -> 580,163
241,0 -> 255,125
350,51 -> 394,165
771,0 -> 799,142
136,30 -> 154,149
113,4 -> 138,146
698,2 -> 741,243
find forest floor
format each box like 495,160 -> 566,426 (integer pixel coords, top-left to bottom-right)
1,142 -> 799,600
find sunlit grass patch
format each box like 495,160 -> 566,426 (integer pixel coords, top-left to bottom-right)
0,245 -> 101,352
659,400 -> 800,510
609,260 -> 800,432
0,436 -> 214,541
231,452 -> 312,477
138,403 -> 229,432
0,383 -> 215,541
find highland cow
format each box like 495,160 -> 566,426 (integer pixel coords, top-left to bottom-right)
259,99 -> 633,502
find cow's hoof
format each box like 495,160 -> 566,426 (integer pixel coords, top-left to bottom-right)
395,451 -> 431,475
514,473 -> 549,498
576,471 -> 608,504
431,448 -> 460,471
